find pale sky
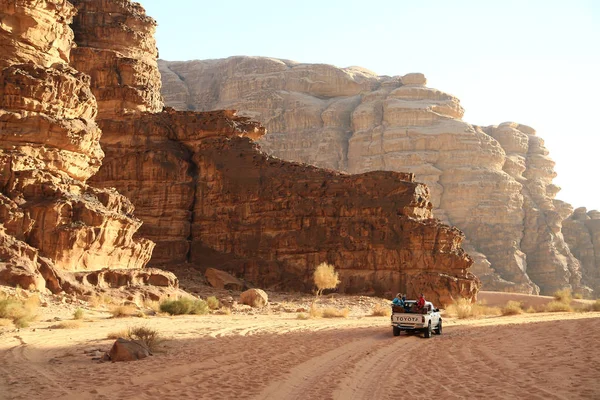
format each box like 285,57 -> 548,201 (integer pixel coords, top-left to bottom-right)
138,0 -> 600,211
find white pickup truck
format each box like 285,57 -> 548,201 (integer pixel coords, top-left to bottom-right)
390,300 -> 442,338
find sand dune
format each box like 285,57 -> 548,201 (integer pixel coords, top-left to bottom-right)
1,310 -> 599,400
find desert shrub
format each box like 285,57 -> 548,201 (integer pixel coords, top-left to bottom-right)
110,305 -> 139,318
128,325 -> 161,351
0,294 -> 38,328
313,262 -> 340,296
309,302 -> 322,318
573,293 -> 583,299
206,296 -> 220,310
545,300 -> 572,312
525,306 -> 537,313
296,313 -> 309,320
371,304 -> 391,317
321,307 -> 349,318
50,321 -> 81,329
553,288 -> 572,303
501,301 -> 523,316
216,306 -> 232,315
592,300 -> 600,312
159,298 -> 208,315
73,308 -> 85,320
444,298 -> 500,319
107,329 -> 128,339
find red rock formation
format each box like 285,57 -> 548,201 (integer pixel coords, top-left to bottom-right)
72,0 -> 479,304
158,57 -> 592,296
70,0 -> 162,118
0,0 -> 175,296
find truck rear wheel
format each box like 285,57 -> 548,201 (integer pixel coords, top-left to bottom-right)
393,326 -> 401,336
435,320 -> 442,335
424,322 -> 432,338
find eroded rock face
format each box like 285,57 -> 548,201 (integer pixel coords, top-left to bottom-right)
158,56 -> 590,296
0,0 -> 172,295
563,208 -> 600,294
70,0 -> 162,118
72,1 -> 479,303
483,123 -> 583,295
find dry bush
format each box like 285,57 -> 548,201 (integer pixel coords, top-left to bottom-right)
143,300 -> 161,313
313,262 -> 340,296
371,303 -> 391,317
501,301 -> 523,316
107,329 -> 128,339
73,308 -> 84,320
0,318 -> 13,327
206,296 -> 220,310
592,300 -> 600,312
159,298 -> 208,315
0,293 -> 38,328
110,305 -> 139,318
50,320 -> 82,329
545,300 -> 572,312
309,303 -> 322,318
553,288 -> 572,303
296,313 -> 309,320
444,298 -> 500,319
218,307 -> 232,315
128,325 -> 161,351
525,306 -> 537,313
573,293 -> 583,300
321,307 -> 350,318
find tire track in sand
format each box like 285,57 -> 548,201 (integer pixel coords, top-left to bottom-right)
255,328 -> 414,400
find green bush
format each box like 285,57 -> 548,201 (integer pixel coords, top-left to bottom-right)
206,296 -> 220,310
73,308 -> 85,320
159,298 -> 208,315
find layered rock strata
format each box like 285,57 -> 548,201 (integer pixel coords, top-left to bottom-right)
72,0 -> 479,303
0,0 -> 174,295
563,208 -> 600,294
158,56 -> 589,296
70,0 -> 162,118
89,109 -> 478,304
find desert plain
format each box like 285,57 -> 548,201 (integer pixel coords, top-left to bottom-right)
1,290 -> 599,400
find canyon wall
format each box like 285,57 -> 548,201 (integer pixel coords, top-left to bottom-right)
71,0 -> 480,303
0,0 -> 175,296
159,57 -> 592,296
563,208 -> 600,294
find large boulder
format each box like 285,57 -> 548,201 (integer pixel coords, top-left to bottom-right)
205,268 -> 244,291
240,289 -> 268,308
108,338 -> 151,362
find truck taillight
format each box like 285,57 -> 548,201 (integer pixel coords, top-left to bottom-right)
421,316 -> 425,323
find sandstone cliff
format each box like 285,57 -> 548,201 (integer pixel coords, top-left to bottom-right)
71,0 -> 479,303
0,0 -> 175,297
159,57 -> 591,296
563,208 -> 600,294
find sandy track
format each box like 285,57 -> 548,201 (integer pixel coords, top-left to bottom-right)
1,313 -> 599,400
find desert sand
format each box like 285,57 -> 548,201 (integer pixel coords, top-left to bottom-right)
1,293 -> 599,400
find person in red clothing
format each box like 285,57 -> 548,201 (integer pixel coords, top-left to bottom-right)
416,293 -> 425,310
